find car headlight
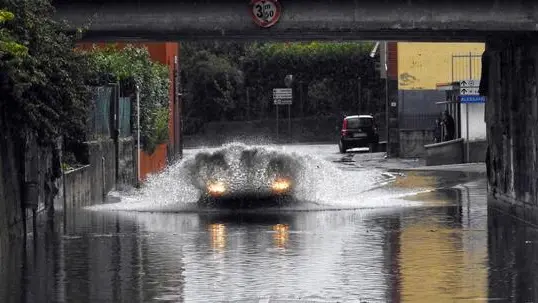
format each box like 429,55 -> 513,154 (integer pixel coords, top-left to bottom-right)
207,181 -> 226,196
272,178 -> 291,193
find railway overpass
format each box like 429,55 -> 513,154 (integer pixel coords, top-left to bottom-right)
54,0 -> 538,219
53,0 -> 538,41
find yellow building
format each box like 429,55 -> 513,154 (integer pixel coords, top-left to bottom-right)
396,42 -> 486,159
397,43 -> 485,90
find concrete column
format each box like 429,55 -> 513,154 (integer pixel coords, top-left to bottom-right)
485,35 -> 538,219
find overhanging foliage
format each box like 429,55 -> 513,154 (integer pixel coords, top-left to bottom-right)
0,0 -> 93,159
83,45 -> 170,154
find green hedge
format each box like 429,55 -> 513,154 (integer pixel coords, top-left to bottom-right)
181,41 -> 385,133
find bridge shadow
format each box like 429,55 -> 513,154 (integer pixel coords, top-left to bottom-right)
487,204 -> 538,302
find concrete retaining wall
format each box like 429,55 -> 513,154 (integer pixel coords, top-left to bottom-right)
0,117 -> 64,243
424,138 -> 464,166
399,129 -> 435,158
86,139 -> 116,203
484,37 -> 538,210
118,137 -> 135,189
464,140 -> 487,163
0,126 -> 24,241
62,165 -> 92,209
53,137 -> 135,212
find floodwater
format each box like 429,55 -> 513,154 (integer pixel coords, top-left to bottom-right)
1,144 -> 537,303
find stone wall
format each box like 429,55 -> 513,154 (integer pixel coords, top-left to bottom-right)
484,37 -> 538,208
399,129 -> 435,158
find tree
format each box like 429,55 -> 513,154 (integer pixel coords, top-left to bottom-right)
180,41 -> 385,132
0,9 -> 27,57
0,0 -> 94,162
181,47 -> 244,130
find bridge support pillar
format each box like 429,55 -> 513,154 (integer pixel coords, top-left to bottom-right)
484,35 -> 538,222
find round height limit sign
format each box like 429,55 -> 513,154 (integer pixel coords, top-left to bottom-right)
250,0 -> 282,28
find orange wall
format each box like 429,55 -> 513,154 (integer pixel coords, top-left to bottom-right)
77,42 -> 180,183
140,143 -> 168,181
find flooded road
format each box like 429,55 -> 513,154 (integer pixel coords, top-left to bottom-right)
1,144 -> 537,302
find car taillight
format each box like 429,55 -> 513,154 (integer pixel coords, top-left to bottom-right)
341,119 -> 348,136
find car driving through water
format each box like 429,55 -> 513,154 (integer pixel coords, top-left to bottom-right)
187,146 -> 298,209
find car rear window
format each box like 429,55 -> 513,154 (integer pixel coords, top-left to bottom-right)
346,117 -> 373,129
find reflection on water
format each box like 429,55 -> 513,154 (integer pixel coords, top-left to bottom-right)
272,224 -> 290,249
487,206 -> 538,302
209,223 -> 227,252
2,174 -> 538,302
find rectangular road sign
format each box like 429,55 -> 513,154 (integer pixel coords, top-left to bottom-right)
459,79 -> 479,87
274,99 -> 292,105
460,87 -> 480,95
459,79 -> 480,95
273,88 -> 292,105
460,95 -> 486,103
273,88 -> 292,98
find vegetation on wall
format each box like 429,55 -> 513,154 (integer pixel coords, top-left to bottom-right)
181,41 -> 384,135
84,45 -> 170,154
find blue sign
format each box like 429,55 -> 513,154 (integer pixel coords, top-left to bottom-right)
460,95 -> 486,103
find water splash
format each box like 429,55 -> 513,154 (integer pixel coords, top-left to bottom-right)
87,142 -> 419,212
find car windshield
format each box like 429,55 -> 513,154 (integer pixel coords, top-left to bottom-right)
346,117 -> 373,129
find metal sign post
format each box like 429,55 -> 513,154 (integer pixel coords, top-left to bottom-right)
136,85 -> 141,187
465,52 -> 468,163
460,76 -> 485,162
273,87 -> 293,142
276,104 -> 279,141
288,104 -> 291,142
453,52 -> 483,164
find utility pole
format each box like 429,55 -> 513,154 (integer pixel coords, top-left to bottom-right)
358,76 -> 362,114
383,41 -> 390,157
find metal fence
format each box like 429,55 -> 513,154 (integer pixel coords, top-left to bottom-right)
87,85 -> 132,140
451,53 -> 482,83
89,86 -> 113,139
118,97 -> 132,138
399,113 -> 439,130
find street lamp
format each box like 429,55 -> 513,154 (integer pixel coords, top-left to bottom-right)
284,74 -> 293,88
370,42 -> 380,58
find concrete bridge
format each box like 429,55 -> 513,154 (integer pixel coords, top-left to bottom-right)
54,0 -> 538,220
54,0 -> 538,41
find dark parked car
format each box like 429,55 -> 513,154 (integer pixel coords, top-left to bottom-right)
338,115 -> 380,153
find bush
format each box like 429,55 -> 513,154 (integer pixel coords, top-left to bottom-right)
83,45 -> 170,154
